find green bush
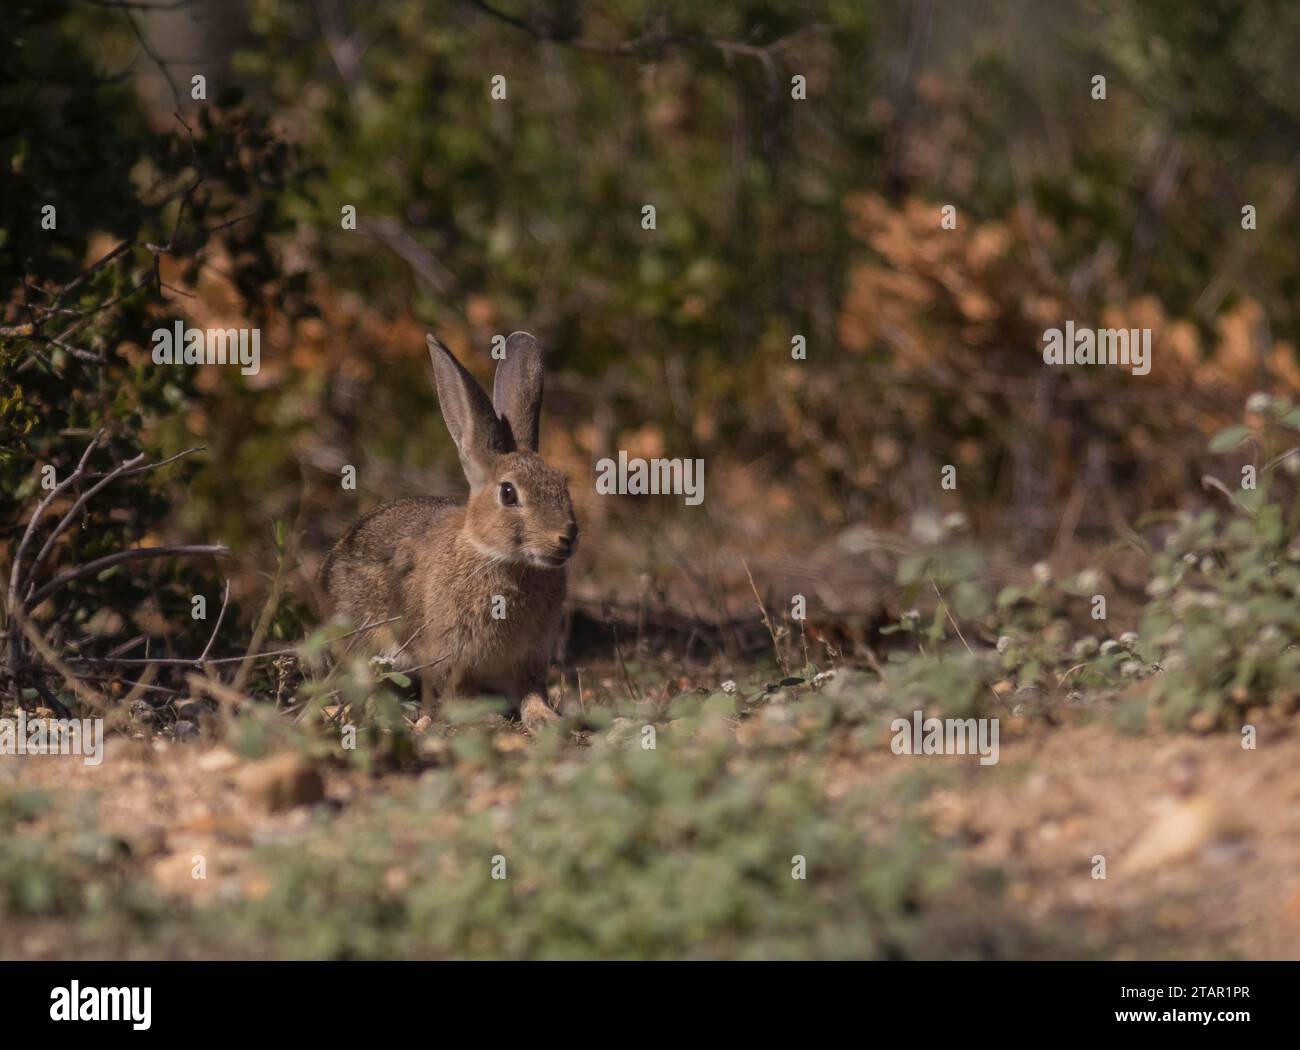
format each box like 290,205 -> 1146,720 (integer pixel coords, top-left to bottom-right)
1139,399 -> 1300,728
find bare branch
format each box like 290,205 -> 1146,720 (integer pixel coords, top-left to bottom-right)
232,475 -> 315,693
13,604 -> 108,712
74,0 -> 199,10
67,616 -> 401,668
8,430 -> 105,615
122,6 -> 181,109
49,239 -> 137,309
367,218 -> 461,296
185,671 -> 249,718
463,1 -> 826,66
23,445 -> 205,599
199,579 -> 231,663
742,556 -> 789,679
25,544 -> 230,610
31,680 -> 74,720
312,0 -> 371,109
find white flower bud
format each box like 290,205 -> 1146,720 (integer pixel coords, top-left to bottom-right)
1072,637 -> 1099,658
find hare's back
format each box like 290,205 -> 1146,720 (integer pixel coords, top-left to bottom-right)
319,497 -> 460,613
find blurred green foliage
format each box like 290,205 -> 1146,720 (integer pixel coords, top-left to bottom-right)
0,685 -> 1082,959
1140,398 -> 1300,729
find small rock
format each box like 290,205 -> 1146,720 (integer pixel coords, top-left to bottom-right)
494,731 -> 530,753
152,851 -> 207,895
236,752 -> 324,812
197,746 -> 241,773
1125,796 -> 1245,874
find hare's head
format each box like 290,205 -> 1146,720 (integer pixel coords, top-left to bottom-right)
427,332 -> 578,569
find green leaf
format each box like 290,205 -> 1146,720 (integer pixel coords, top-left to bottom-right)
1208,425 -> 1251,453
953,580 -> 990,620
996,586 -> 1023,608
897,553 -> 929,586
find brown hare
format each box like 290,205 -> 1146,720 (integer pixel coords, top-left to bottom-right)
318,332 -> 578,730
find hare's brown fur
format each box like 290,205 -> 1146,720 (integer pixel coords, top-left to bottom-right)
318,334 -> 576,727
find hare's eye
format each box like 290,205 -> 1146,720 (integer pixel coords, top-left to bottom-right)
499,482 -> 519,507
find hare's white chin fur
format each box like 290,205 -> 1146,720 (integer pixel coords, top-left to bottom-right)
466,534 -> 511,563
466,533 -> 568,570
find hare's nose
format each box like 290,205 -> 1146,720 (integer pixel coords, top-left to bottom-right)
557,522 -> 579,550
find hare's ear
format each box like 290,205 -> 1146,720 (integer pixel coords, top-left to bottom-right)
427,334 -> 505,490
492,331 -> 545,453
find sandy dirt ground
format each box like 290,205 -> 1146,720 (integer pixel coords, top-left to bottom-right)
3,714 -> 1298,960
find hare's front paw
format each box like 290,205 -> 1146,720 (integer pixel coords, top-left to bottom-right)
520,694 -> 561,732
